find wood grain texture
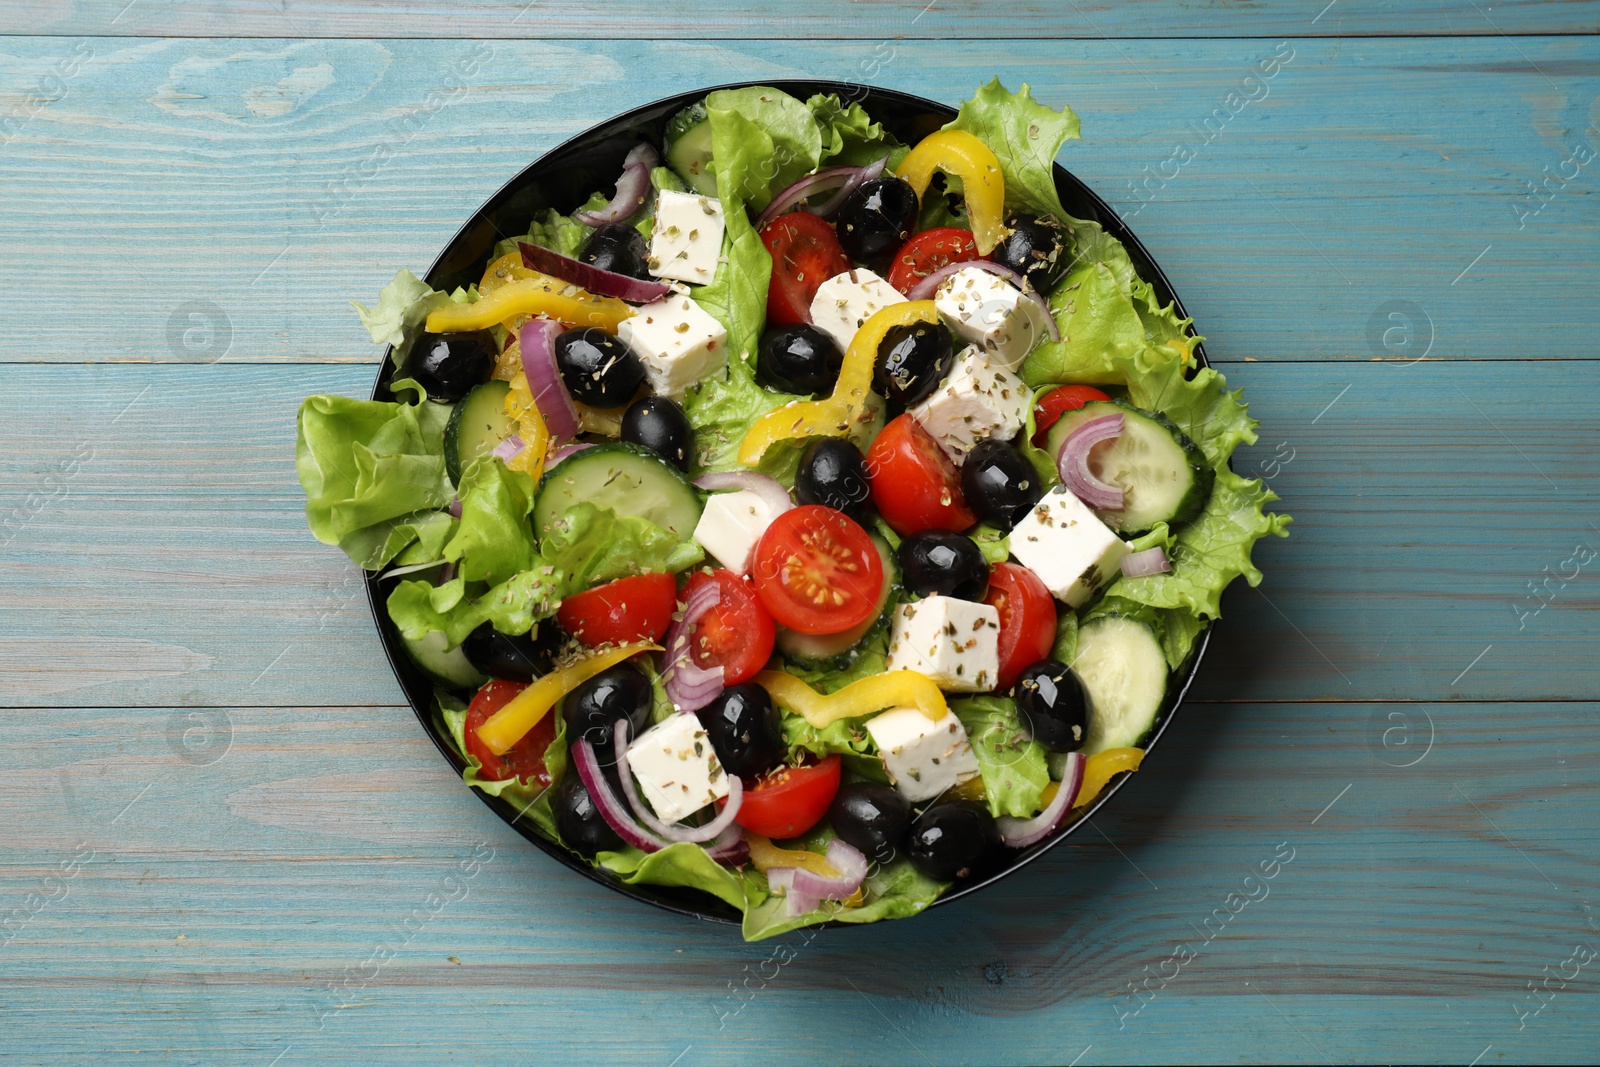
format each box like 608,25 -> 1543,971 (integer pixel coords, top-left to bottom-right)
14,0 -> 1600,40
0,36 -> 1596,365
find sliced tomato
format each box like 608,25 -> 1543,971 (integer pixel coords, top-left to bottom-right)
760,213 -> 852,325
750,505 -> 884,635
557,572 -> 678,647
733,755 -> 841,839
680,569 -> 776,685
885,227 -> 979,294
1032,384 -> 1113,447
865,413 -> 977,535
464,679 -> 554,784
984,562 -> 1059,692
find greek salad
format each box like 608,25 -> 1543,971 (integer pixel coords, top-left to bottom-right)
295,80 -> 1290,940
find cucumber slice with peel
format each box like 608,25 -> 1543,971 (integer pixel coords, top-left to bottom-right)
444,380 -> 513,485
533,442 -> 703,540
1074,614 -> 1168,755
1047,400 -> 1212,534
664,102 -> 718,196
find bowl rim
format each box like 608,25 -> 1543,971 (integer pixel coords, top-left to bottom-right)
366,78 -> 1212,929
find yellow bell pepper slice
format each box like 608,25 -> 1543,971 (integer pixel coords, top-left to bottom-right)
1073,747 -> 1145,808
738,301 -> 938,466
425,277 -> 632,334
746,834 -> 864,909
478,251 -> 545,296
895,129 -> 1008,254
755,668 -> 945,729
501,373 -> 551,482
477,642 -> 660,755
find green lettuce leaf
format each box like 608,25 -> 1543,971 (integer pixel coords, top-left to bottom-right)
492,207 -> 591,263
808,93 -> 905,168
1022,261 -> 1147,388
741,845 -> 947,941
1051,610 -> 1079,665
389,512 -> 459,566
444,458 -> 540,584
295,387 -> 454,568
705,87 -> 822,212
946,77 -> 1080,222
1115,346 -> 1257,468
968,522 -> 1011,565
598,843 -> 756,912
950,695 -> 1049,819
541,501 -> 704,597
388,567 -> 563,645
1019,384 -> 1064,491
352,270 -> 478,368
683,352 -> 804,480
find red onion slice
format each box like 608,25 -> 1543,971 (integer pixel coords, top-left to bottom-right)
571,737 -> 667,853
448,495 -> 462,518
517,318 -> 581,440
546,441 -> 594,468
766,839 -> 868,916
575,142 -> 660,227
490,435 -> 526,462
752,157 -> 888,231
661,577 -> 726,713
518,241 -> 671,304
693,471 -> 793,517
614,717 -> 743,843
998,752 -> 1086,848
905,258 -> 1061,343
1120,546 -> 1171,577
1055,413 -> 1126,511
703,822 -> 748,865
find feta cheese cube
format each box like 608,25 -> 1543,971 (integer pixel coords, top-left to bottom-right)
909,347 -> 1032,462
648,190 -> 725,285
1007,486 -> 1129,608
692,488 -> 783,574
808,269 -> 906,354
865,707 -> 980,802
616,293 -> 728,400
884,595 -> 1001,693
624,711 -> 730,824
934,267 -> 1049,371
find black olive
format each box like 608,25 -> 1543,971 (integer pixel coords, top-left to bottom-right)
551,772 -> 623,856
757,324 -> 843,396
622,395 -> 694,471
907,800 -> 1001,881
461,621 -> 563,683
835,177 -> 919,263
828,782 -> 911,862
696,683 -> 784,780
991,214 -> 1070,293
579,222 -> 651,280
1012,658 -> 1090,753
898,530 -> 990,601
795,438 -> 872,521
961,440 -> 1044,529
874,320 -> 954,407
403,331 -> 496,402
562,663 -> 654,781
554,327 -> 645,407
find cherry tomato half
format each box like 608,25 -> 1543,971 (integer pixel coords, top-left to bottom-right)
733,754 -> 842,839
865,414 -> 977,536
1031,384 -> 1113,447
680,569 -> 776,686
464,679 -> 555,784
751,505 -> 885,635
557,572 -> 678,648
760,213 -> 852,326
985,562 -> 1059,692
885,227 -> 979,294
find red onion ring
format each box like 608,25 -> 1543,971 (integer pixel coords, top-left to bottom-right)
448,495 -> 462,518
692,471 -> 793,518
571,737 -> 667,853
905,259 -> 1061,343
766,839 -> 869,916
661,577 -> 726,713
546,441 -> 594,468
575,142 -> 660,227
614,718 -> 743,843
998,751 -> 1086,848
703,822 -> 748,865
518,241 -> 671,304
517,318 -> 581,440
1120,546 -> 1171,577
490,434 -> 526,462
753,157 -> 887,231
1055,413 -> 1126,511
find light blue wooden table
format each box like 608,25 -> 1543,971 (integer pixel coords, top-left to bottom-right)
2,3 -> 1597,1064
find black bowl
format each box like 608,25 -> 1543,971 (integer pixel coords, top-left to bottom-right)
367,80 -> 1211,928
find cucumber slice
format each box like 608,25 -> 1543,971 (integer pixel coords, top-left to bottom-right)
444,380 -> 513,485
533,442 -> 702,539
776,535 -> 898,667
1047,400 -> 1212,534
402,630 -> 488,690
664,102 -> 718,196
1074,615 -> 1168,755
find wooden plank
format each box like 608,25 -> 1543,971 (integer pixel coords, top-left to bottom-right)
0,36 -> 1596,365
12,0 -> 1599,40
1,698 -> 1595,1064
1,359 -> 1596,709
